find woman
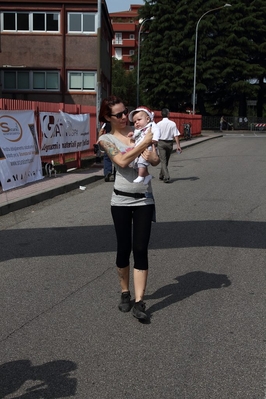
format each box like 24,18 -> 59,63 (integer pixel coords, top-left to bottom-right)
98,96 -> 160,321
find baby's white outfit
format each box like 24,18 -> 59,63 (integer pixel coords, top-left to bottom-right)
133,121 -> 161,184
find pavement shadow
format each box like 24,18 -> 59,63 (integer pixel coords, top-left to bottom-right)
0,359 -> 77,398
146,271 -> 231,315
161,176 -> 200,183
0,220 -> 265,262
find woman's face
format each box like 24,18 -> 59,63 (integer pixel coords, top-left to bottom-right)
107,103 -> 128,128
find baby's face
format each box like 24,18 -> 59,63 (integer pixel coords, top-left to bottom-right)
133,111 -> 150,130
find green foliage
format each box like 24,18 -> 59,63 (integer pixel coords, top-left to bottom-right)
136,0 -> 266,116
111,59 -> 137,106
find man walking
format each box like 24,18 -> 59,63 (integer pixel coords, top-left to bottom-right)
157,108 -> 182,183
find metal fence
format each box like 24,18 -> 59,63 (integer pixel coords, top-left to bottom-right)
202,116 -> 266,131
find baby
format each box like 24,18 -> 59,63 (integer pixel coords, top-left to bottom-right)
128,106 -> 161,184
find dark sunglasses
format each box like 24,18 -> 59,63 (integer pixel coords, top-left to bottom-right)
111,108 -> 128,119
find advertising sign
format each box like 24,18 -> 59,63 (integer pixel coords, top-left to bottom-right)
40,111 -> 90,156
0,111 -> 43,191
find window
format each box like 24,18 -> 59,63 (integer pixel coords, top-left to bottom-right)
114,48 -> 122,60
33,13 -> 59,31
129,65 -> 135,71
18,72 -> 30,89
33,72 -> 59,89
2,12 -> 60,32
17,13 -> 29,31
129,34 -> 135,39
129,50 -> 135,56
2,70 -> 60,91
46,13 -> 59,31
3,12 -> 30,31
4,71 -> 17,89
33,72 -> 45,89
68,13 -> 97,33
3,13 -> 16,31
46,72 -> 59,89
68,72 -> 96,91
33,13 -> 45,31
114,33 -> 122,44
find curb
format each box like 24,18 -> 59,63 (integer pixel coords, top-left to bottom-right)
0,175 -> 103,216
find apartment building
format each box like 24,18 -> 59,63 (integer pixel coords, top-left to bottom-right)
110,4 -> 141,71
0,0 -> 113,105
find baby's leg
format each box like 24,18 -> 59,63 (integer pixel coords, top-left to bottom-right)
134,164 -> 152,184
138,165 -> 149,178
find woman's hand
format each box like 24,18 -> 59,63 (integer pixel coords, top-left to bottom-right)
142,144 -> 160,166
98,126 -> 106,138
99,128 -> 156,169
142,128 -> 153,146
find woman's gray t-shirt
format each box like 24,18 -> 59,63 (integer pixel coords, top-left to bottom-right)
99,134 -> 154,206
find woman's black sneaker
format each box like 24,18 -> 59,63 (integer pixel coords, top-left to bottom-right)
118,291 -> 131,312
132,300 -> 148,320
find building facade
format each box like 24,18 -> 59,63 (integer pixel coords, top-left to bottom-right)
0,0 -> 113,106
110,4 -> 141,71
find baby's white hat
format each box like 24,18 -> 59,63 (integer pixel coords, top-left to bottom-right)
129,106 -> 154,122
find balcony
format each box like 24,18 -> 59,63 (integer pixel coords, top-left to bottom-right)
112,39 -> 136,48
112,23 -> 136,32
122,55 -> 135,63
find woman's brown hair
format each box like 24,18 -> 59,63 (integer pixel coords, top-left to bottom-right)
98,95 -> 124,122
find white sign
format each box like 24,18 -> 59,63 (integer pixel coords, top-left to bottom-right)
0,111 -> 43,191
40,111 -> 90,156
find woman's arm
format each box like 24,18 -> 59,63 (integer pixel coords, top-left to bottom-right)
99,130 -> 153,168
142,144 -> 160,166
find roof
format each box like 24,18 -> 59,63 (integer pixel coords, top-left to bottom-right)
109,4 -> 142,17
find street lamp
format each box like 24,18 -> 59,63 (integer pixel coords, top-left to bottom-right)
136,17 -> 154,106
192,4 -> 232,114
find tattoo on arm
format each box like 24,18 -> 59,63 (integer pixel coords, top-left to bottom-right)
99,141 -> 120,158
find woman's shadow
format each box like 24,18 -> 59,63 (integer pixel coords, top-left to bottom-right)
146,271 -> 231,315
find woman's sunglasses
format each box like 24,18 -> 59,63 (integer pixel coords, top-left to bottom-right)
111,108 -> 128,119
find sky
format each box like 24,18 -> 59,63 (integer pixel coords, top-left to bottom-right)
105,0 -> 144,13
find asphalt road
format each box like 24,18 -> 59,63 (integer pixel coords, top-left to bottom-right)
0,135 -> 265,399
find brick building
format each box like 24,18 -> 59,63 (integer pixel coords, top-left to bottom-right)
110,4 -> 141,71
0,0 -> 113,106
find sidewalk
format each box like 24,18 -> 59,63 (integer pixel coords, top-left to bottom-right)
0,133 -> 222,216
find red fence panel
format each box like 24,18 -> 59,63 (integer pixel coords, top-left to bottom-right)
0,99 -> 98,169
0,99 -> 202,169
153,111 -> 202,137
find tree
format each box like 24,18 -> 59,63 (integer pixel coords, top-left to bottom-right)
112,58 -> 137,107
138,0 -> 266,116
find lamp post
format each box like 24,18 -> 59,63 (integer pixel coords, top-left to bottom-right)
192,4 -> 231,114
136,17 -> 154,106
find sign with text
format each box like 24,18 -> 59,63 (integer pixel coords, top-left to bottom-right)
0,111 -> 43,191
40,111 -> 90,156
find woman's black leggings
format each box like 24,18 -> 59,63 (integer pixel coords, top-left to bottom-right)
111,205 -> 154,270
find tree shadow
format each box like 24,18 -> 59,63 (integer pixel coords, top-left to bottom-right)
0,220 -> 265,263
145,271 -> 231,315
0,359 -> 77,398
